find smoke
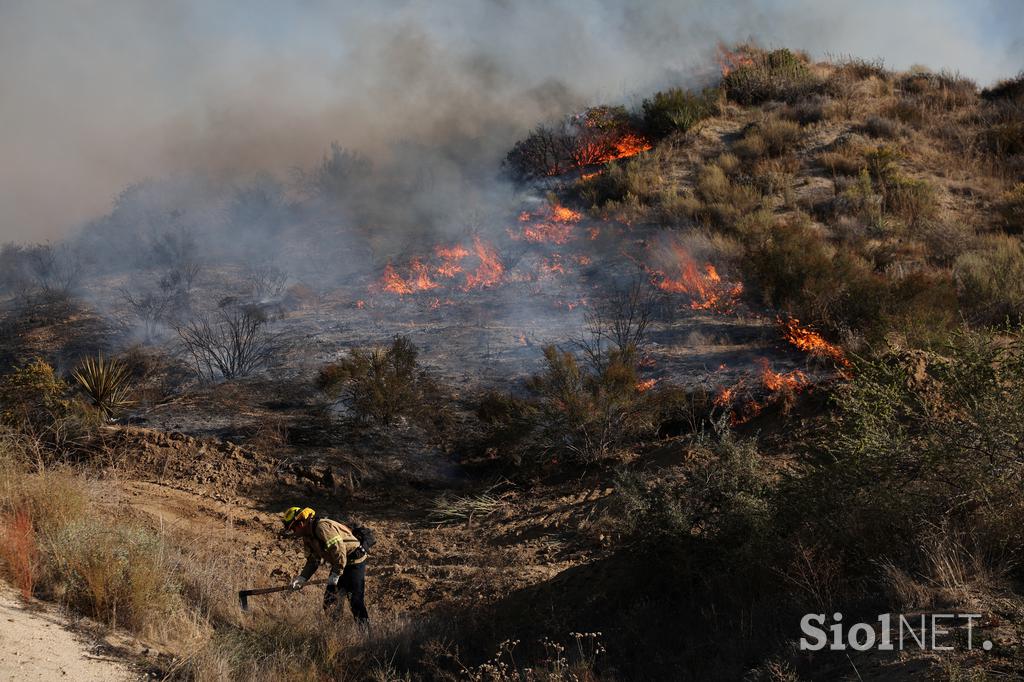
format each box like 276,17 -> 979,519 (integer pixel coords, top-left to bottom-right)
0,0 -> 1021,243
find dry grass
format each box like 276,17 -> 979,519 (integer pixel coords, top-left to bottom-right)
0,510 -> 39,599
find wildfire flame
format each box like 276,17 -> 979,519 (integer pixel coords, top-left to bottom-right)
759,359 -> 809,392
514,201 -> 582,245
435,244 -> 469,278
603,133 -> 652,162
650,246 -> 742,312
635,378 -> 658,393
463,236 -> 504,290
717,43 -> 756,78
779,317 -> 850,368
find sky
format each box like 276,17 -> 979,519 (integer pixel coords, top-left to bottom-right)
0,0 -> 1021,242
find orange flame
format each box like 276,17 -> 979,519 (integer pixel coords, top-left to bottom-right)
759,359 -> 809,392
380,262 -> 414,295
435,244 -> 469,278
717,43 -> 756,78
463,236 -> 504,290
779,317 -> 850,368
650,246 -> 742,312
636,378 -> 658,393
355,299 -> 366,309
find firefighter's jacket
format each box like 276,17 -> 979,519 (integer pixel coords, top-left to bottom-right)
299,518 -> 366,579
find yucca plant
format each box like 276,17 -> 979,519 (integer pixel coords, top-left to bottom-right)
71,355 -> 134,418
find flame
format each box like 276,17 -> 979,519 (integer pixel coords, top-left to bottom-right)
574,255 -> 592,266
717,43 -> 756,78
463,236 -> 504,290
713,385 -> 734,407
379,262 -> 414,295
759,359 -> 809,392
605,133 -> 652,161
514,201 -> 581,245
636,378 -> 658,393
540,255 -> 566,276
355,300 -> 366,309
780,317 -> 850,368
650,246 -> 742,312
588,227 -> 601,241
435,244 -> 469,278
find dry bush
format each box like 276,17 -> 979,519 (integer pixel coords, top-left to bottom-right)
981,72 -> 1024,102
0,358 -> 69,431
955,234 -> 1024,324
693,163 -> 763,229
997,183 -> 1024,234
861,114 -> 901,139
177,305 -> 282,381
722,47 -> 824,105
829,56 -> 889,82
886,176 -> 939,230
819,141 -> 865,176
48,519 -> 182,632
0,510 -> 39,599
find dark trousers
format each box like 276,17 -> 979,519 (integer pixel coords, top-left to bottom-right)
323,561 -> 369,623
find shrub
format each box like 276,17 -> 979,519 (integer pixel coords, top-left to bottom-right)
819,142 -> 865,176
862,115 -> 901,139
981,72 -> 1024,102
981,121 -> 1024,156
757,117 -> 802,157
317,336 -> 427,426
177,305 -> 281,380
505,106 -> 644,180
641,87 -> 718,139
617,421 -> 771,545
885,176 -> 938,230
722,47 -> 823,105
71,355 -> 133,418
523,344 -> 659,465
785,327 -> 1024,573
0,358 -> 69,431
49,519 -> 181,632
955,235 -> 1024,324
0,510 -> 39,599
830,56 -> 889,81
997,183 -> 1024,234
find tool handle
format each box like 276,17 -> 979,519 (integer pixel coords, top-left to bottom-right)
241,578 -> 327,597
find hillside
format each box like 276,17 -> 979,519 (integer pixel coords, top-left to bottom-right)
1,46 -> 1023,681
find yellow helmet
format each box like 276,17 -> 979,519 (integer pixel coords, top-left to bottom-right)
281,506 -> 315,532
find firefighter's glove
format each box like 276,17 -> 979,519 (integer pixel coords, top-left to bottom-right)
327,571 -> 341,589
289,576 -> 307,591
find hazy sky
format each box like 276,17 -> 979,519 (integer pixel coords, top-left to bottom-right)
0,0 -> 1021,242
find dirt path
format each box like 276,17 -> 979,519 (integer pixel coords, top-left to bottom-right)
0,588 -> 136,681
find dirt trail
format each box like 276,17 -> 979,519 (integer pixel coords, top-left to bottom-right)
0,587 -> 137,681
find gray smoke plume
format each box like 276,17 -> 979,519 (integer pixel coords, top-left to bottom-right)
0,0 -> 1021,243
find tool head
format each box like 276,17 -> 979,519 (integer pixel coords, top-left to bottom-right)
238,590 -> 251,612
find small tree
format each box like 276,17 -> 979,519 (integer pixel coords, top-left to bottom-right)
176,306 -> 278,380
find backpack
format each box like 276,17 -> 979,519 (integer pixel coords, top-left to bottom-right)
351,524 -> 376,551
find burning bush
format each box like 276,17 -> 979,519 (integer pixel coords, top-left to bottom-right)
641,87 -> 719,140
317,336 -> 429,427
504,106 -> 649,181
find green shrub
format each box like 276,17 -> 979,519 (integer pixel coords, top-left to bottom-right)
617,421 -> 771,545
641,87 -> 718,139
784,327 -> 1024,571
722,48 -> 823,105
71,355 -> 133,418
317,336 -> 427,426
0,359 -> 69,431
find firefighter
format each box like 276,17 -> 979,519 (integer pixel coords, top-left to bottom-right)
281,506 -> 370,625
